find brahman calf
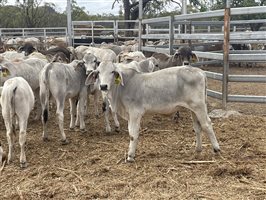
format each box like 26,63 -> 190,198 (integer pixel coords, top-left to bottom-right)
86,61 -> 220,162
152,46 -> 198,69
0,77 -> 35,168
0,56 -> 47,120
39,60 -> 88,144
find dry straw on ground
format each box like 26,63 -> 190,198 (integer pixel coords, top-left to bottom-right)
0,65 -> 265,199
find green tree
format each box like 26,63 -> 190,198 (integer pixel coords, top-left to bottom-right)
71,3 -> 91,21
212,0 -> 266,30
110,0 -> 207,35
15,0 -> 60,27
0,6 -> 22,28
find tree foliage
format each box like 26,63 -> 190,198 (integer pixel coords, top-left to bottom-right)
0,6 -> 22,28
212,0 -> 266,30
0,0 -> 265,30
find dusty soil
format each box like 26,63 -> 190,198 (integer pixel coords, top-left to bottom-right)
0,64 -> 265,200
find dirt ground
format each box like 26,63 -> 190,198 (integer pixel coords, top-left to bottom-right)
0,64 -> 265,200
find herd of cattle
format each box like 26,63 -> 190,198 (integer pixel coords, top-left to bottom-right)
0,36 -> 221,168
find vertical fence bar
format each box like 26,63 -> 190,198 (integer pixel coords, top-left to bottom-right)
91,21 -> 94,44
188,21 -> 192,47
113,20 -> 117,43
138,0 -> 143,51
67,0 -> 73,46
169,16 -> 174,55
222,0 -> 231,109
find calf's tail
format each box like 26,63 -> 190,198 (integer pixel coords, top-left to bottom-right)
10,86 -> 17,133
40,64 -> 53,124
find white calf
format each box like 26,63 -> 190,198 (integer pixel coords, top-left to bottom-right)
86,61 -> 221,162
39,60 -> 88,144
0,77 -> 35,168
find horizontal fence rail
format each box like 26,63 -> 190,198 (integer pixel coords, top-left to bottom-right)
0,27 -> 67,38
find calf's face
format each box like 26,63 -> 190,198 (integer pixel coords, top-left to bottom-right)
174,46 -> 198,66
83,53 -> 100,75
85,61 -> 123,92
18,43 -> 36,56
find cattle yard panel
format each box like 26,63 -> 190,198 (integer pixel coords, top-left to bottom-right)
0,27 -> 67,40
141,6 -> 266,107
72,20 -> 139,46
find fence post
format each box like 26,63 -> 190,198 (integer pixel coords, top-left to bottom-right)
169,16 -> 174,55
67,0 -> 73,46
91,21 -> 94,45
222,0 -> 231,109
138,0 -> 143,51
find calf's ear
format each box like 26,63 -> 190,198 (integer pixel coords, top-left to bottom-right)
17,46 -> 24,53
85,71 -> 98,86
1,66 -> 11,77
191,53 -> 199,63
173,52 -> 180,60
74,60 -> 85,70
113,70 -> 124,86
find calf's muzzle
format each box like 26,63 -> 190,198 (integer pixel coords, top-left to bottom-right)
100,84 -> 108,91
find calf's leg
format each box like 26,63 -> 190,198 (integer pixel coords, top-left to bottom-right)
127,113 -> 142,162
3,116 -> 14,164
18,118 -> 28,168
103,98 -> 111,133
191,112 -> 202,152
112,112 -> 120,132
55,98 -> 68,144
70,98 -> 77,130
192,106 -> 220,153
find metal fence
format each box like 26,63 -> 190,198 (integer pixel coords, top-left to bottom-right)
0,27 -> 67,39
0,6 -> 265,107
140,6 -> 266,107
72,20 -> 139,46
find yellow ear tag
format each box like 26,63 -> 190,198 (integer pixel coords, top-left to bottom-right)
192,55 -> 197,63
115,76 -> 121,85
2,70 -> 9,77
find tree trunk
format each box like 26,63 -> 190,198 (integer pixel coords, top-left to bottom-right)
123,0 -> 152,37
123,0 -> 132,37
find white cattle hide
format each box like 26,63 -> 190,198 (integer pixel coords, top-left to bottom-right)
0,56 -> 47,119
117,51 -> 146,63
0,77 -> 35,168
39,60 -> 88,144
1,51 -> 25,61
75,45 -> 116,62
86,61 -> 220,162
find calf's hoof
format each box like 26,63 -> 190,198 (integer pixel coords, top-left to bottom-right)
214,148 -> 221,154
42,137 -> 49,142
195,147 -> 202,153
69,127 -> 75,131
80,129 -> 87,133
105,127 -> 111,133
127,155 -> 135,162
115,126 -> 120,133
20,162 -> 27,169
61,139 -> 69,145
